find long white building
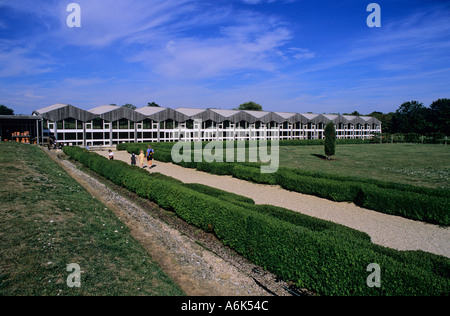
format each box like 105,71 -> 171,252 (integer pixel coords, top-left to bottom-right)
33,104 -> 382,147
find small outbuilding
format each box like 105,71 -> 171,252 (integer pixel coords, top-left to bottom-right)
0,115 -> 44,145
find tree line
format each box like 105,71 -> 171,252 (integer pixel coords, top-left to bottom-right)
367,99 -> 449,136
235,100 -> 449,137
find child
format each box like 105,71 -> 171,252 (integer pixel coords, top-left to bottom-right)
139,150 -> 145,168
130,152 -> 137,166
108,150 -> 114,160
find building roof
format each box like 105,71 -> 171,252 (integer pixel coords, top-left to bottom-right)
242,110 -> 271,119
175,108 -> 207,117
88,105 -> 121,115
32,104 -> 382,126
0,115 -> 42,120
88,105 -> 146,122
209,109 -> 240,118
33,104 -> 98,122
274,112 -> 297,119
300,113 -> 321,120
33,103 -> 71,115
135,106 -> 168,116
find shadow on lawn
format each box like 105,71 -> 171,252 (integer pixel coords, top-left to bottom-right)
311,154 -> 339,161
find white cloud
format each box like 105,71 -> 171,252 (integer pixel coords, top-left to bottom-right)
289,48 -> 315,60
0,0 -> 300,80
118,2 -> 295,79
0,43 -> 54,77
129,25 -> 292,78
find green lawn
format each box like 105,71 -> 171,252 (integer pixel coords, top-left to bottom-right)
279,143 -> 450,189
0,142 -> 184,296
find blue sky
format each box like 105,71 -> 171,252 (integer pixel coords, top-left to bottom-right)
0,0 -> 449,115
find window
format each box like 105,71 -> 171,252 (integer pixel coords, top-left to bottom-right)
64,118 -> 76,129
238,121 -> 247,129
93,119 -> 103,130
65,133 -> 76,140
166,120 -> 174,129
186,120 -> 194,129
204,120 -> 213,129
271,122 -> 279,129
143,119 -> 152,129
119,119 -> 129,130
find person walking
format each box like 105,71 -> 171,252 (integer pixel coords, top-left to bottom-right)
146,145 -> 154,168
139,150 -> 145,168
130,152 -> 137,166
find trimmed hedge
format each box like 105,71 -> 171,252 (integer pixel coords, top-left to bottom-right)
116,138 -> 368,153
117,142 -> 449,226
184,183 -> 255,206
64,146 -> 450,296
276,169 -> 361,202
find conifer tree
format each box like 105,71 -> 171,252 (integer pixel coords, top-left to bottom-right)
324,122 -> 336,160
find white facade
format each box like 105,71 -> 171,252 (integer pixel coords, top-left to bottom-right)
33,104 -> 382,146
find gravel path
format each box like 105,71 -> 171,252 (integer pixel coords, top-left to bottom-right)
48,149 -> 281,296
99,150 -> 450,259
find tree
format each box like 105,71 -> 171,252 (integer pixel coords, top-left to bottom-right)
368,111 -> 394,134
147,102 -> 160,107
391,101 -> 430,134
343,110 -> 361,116
235,101 -> 263,111
0,105 -> 14,115
324,122 -> 336,160
122,104 -> 136,110
429,98 -> 450,135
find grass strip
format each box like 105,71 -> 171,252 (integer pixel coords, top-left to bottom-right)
0,143 -> 184,296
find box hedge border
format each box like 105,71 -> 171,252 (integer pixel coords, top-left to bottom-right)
118,142 -> 449,226
64,146 -> 449,296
